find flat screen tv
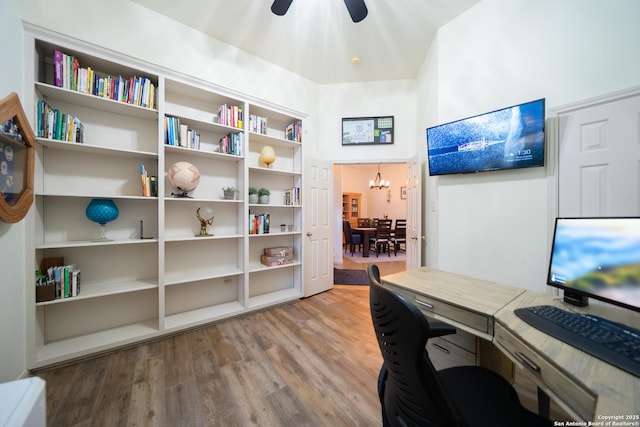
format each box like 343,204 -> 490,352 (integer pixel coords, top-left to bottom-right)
547,217 -> 640,312
426,98 -> 545,176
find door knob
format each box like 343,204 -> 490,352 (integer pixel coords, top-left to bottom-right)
306,232 -> 312,236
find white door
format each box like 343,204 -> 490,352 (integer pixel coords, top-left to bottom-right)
406,155 -> 421,269
557,90 -> 640,217
304,158 -> 333,297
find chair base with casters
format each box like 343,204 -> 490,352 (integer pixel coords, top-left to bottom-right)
367,264 -> 552,427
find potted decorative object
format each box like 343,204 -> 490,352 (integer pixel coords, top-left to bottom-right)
258,188 -> 270,204
280,223 -> 286,232
248,187 -> 258,204
222,186 -> 236,200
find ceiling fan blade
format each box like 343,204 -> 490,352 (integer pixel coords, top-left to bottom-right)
271,0 -> 294,16
343,0 -> 368,23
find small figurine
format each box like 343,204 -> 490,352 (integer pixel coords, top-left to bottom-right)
195,207 -> 214,237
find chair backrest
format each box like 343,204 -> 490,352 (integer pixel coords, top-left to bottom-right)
367,265 -> 460,426
394,219 -> 407,239
358,217 -> 371,227
375,219 -> 393,240
343,220 -> 354,245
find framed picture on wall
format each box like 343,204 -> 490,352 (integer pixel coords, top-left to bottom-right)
400,186 -> 407,199
342,116 -> 394,145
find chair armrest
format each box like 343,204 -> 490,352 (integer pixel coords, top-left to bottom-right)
427,320 -> 456,338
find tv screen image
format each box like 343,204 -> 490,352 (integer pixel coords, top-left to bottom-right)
547,217 -> 640,312
426,98 -> 545,176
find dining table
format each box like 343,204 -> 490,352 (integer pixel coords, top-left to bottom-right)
351,227 -> 376,257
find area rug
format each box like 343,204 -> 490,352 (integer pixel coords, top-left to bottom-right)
343,251 -> 406,263
334,268 -> 369,285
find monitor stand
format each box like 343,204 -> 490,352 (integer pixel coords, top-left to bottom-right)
563,290 -> 589,307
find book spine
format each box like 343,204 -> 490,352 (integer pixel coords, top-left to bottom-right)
54,50 -> 63,87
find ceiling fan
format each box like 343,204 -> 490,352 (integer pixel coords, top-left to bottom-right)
271,0 -> 368,23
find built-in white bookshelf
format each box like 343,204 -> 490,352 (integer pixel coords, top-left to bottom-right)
25,28 -> 305,369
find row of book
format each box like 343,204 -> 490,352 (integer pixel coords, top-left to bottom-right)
219,132 -> 243,156
285,120 -> 302,143
217,104 -> 243,129
35,263 -> 81,301
35,98 -> 85,143
284,187 -> 301,206
53,50 -> 156,109
249,114 -> 268,135
164,116 -> 201,149
249,212 -> 270,234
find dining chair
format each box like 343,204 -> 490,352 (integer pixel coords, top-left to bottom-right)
370,219 -> 392,257
392,219 -> 406,255
343,220 -> 362,255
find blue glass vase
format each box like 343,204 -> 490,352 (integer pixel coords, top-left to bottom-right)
85,198 -> 119,241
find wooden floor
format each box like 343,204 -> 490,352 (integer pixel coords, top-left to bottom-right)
33,256 -> 568,426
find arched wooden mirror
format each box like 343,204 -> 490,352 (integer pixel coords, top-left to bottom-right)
0,92 -> 35,223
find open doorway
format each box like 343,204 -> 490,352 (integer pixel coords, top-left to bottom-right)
333,162 -> 408,276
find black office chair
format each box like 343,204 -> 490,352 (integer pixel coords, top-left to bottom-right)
343,220 -> 362,255
367,264 -> 552,427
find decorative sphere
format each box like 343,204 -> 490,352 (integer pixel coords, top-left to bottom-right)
259,145 -> 276,167
86,198 -> 119,225
168,162 -> 200,193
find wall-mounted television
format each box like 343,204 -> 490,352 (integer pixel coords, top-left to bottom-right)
426,98 -> 545,176
547,217 -> 640,312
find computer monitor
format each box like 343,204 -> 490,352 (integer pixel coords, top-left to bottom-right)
547,217 -> 640,311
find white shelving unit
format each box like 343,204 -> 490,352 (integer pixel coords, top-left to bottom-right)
25,29 -> 305,369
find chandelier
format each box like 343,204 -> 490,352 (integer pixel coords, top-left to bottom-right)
369,164 -> 390,189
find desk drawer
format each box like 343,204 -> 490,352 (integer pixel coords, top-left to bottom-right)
413,295 -> 491,337
387,284 -> 491,336
440,327 -> 476,353
494,323 -> 595,420
427,337 -> 475,370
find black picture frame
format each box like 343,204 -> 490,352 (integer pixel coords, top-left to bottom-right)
342,116 -> 394,145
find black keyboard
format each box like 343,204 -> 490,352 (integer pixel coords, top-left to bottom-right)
514,305 -> 640,377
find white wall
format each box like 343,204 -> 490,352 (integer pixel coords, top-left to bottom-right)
319,80 -> 417,263
0,0 -> 27,382
318,80 -> 417,163
419,0 -> 640,290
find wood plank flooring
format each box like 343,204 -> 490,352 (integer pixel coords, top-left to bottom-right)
33,257 -> 568,426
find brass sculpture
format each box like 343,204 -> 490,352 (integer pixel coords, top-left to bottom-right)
195,207 -> 214,237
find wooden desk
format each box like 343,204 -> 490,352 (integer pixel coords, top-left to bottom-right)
352,227 -> 376,257
381,267 -> 640,422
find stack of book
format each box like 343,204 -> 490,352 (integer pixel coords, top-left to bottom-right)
249,114 -> 268,134
249,212 -> 270,234
285,120 -> 302,142
217,104 -> 243,129
36,257 -> 81,302
218,132 -> 243,156
53,50 -> 156,109
35,98 -> 84,143
284,187 -> 301,206
164,116 -> 200,149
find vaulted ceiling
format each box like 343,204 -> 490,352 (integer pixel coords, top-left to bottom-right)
131,0 -> 480,84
